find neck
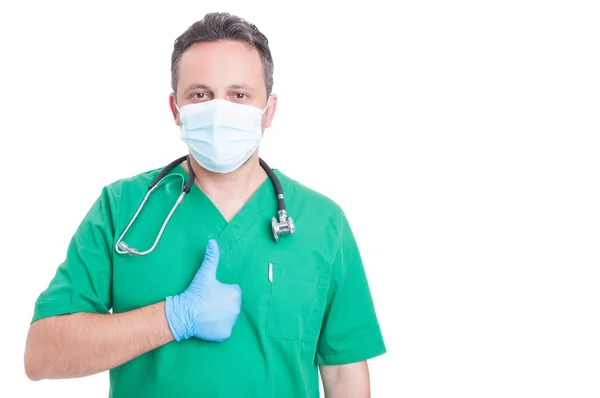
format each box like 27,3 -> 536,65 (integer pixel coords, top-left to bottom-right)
185,153 -> 267,199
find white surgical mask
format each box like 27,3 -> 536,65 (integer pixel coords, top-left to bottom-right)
177,98 -> 270,173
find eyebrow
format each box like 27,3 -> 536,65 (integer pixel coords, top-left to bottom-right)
227,83 -> 256,91
184,83 -> 211,93
183,83 -> 256,93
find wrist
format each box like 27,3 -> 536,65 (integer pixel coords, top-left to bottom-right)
165,295 -> 192,342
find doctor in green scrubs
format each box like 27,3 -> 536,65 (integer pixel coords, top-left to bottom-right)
24,12 -> 385,398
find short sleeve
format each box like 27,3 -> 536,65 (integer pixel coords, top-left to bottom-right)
316,209 -> 386,365
31,187 -> 116,323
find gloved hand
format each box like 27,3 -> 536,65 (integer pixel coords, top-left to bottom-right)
165,239 -> 242,342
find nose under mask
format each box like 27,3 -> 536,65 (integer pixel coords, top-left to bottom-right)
177,98 -> 270,173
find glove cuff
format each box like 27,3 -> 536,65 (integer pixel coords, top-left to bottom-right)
165,295 -> 192,341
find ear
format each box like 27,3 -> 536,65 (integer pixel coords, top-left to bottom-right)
263,94 -> 278,129
169,93 -> 181,127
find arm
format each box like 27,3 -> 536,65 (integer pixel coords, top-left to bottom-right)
315,209 -> 385,395
24,239 -> 240,381
320,361 -> 371,398
24,302 -> 173,381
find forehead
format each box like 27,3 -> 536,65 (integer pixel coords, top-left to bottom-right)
177,40 -> 265,90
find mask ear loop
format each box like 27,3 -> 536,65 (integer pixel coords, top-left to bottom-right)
174,99 -> 182,125
261,95 -> 272,115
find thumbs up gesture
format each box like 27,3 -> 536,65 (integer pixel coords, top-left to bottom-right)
165,239 -> 242,342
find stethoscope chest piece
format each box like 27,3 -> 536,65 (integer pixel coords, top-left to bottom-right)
272,211 -> 295,242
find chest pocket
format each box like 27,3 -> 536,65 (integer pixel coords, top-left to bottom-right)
265,260 -> 331,344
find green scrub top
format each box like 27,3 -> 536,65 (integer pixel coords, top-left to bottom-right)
31,162 -> 386,398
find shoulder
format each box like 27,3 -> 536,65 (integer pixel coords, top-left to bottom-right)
276,169 -> 342,210
102,165 -> 165,199
274,170 -> 361,271
274,169 -> 347,233
90,163 -> 176,228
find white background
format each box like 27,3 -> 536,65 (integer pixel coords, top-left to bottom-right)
1,0 -> 599,397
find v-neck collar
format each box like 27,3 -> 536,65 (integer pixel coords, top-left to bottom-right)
172,163 -> 276,254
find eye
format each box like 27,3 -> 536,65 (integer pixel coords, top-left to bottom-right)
235,93 -> 246,99
193,92 -> 207,100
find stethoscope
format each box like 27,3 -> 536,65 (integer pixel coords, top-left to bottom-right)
115,155 -> 295,256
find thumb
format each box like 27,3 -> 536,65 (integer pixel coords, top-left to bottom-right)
198,239 -> 220,280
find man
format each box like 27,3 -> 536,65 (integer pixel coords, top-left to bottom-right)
24,12 -> 385,397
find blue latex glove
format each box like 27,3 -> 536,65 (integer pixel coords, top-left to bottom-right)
165,239 -> 242,342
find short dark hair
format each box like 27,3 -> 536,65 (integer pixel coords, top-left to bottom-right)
171,12 -> 274,96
